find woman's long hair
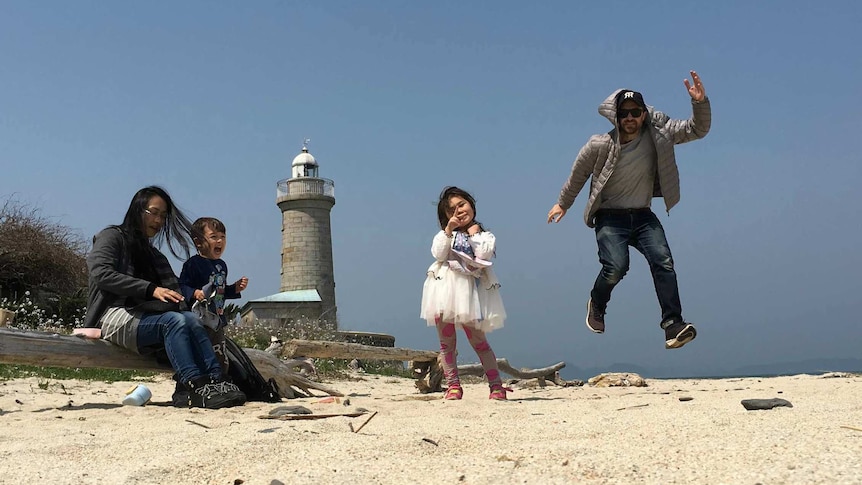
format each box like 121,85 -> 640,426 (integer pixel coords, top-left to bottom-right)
436,186 -> 484,231
118,186 -> 194,282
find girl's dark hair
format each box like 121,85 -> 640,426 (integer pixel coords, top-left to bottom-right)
436,186 -> 484,231
118,186 -> 194,282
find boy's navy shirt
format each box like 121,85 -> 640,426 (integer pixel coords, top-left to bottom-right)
179,255 -> 240,326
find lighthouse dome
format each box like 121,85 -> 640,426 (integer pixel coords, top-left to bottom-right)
292,148 -> 317,168
291,145 -> 319,178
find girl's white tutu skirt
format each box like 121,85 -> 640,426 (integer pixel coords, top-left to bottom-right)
420,263 -> 506,333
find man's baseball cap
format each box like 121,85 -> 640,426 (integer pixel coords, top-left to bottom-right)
616,90 -> 646,109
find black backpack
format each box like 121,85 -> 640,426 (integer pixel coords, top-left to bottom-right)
225,337 -> 281,402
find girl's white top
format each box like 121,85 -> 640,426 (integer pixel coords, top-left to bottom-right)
419,230 -> 506,333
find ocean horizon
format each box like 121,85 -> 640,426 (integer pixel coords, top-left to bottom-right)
558,357 -> 862,381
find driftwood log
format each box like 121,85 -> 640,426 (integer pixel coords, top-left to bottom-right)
274,338 -> 446,392
242,349 -> 343,398
279,338 -> 438,363
458,359 -> 583,387
414,357 -> 583,393
273,338 -> 581,394
0,328 -> 342,399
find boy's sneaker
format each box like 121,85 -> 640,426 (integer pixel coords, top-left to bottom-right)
664,321 -> 697,349
171,381 -> 190,408
586,299 -> 605,334
180,376 -> 247,409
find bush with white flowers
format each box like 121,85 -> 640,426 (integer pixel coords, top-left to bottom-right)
0,291 -> 84,332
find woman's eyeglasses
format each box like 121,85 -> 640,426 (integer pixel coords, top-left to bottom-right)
618,108 -> 644,119
143,208 -> 168,220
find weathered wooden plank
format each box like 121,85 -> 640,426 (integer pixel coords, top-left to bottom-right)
0,328 -> 344,397
0,328 -> 170,371
280,338 -> 439,362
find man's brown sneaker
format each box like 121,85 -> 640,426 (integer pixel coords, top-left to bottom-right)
586,298 -> 605,334
664,321 -> 697,349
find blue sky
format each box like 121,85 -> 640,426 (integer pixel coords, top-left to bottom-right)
2,2 -> 860,378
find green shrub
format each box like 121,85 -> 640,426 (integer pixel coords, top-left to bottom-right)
0,364 -> 157,383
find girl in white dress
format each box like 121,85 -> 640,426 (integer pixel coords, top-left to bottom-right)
420,186 -> 508,400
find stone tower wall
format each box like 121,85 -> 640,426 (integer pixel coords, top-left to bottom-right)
278,196 -> 337,328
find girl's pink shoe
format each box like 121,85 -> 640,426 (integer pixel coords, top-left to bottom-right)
444,385 -> 463,400
489,385 -> 512,401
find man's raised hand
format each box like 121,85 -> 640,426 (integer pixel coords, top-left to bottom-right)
684,70 -> 706,102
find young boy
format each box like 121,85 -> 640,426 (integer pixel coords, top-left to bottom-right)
179,217 -> 249,372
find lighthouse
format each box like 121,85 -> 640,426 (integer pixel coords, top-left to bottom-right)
240,141 -> 338,330
276,141 -> 337,328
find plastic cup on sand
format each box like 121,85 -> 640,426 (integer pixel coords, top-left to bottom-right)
122,384 -> 152,406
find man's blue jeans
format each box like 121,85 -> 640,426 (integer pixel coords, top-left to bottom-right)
136,311 -> 222,384
591,209 -> 683,326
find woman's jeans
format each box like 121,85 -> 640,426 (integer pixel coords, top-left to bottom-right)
136,311 -> 223,384
591,209 -> 683,326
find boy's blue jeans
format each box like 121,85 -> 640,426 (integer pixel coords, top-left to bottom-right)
136,311 -> 222,384
590,209 -> 683,326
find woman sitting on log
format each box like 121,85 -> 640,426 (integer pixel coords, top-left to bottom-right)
82,186 -> 246,409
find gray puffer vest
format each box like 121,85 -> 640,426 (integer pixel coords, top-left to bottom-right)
557,89 -> 711,227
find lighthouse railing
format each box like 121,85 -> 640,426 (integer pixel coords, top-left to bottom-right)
276,178 -> 335,199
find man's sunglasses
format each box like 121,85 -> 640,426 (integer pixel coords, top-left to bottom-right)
618,108 -> 644,118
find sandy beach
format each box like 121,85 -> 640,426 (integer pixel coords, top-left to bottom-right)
0,372 -> 861,484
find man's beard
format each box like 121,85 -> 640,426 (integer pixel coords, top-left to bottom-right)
621,123 -> 640,135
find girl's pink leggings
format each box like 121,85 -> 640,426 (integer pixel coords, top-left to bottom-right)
435,317 -> 502,389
